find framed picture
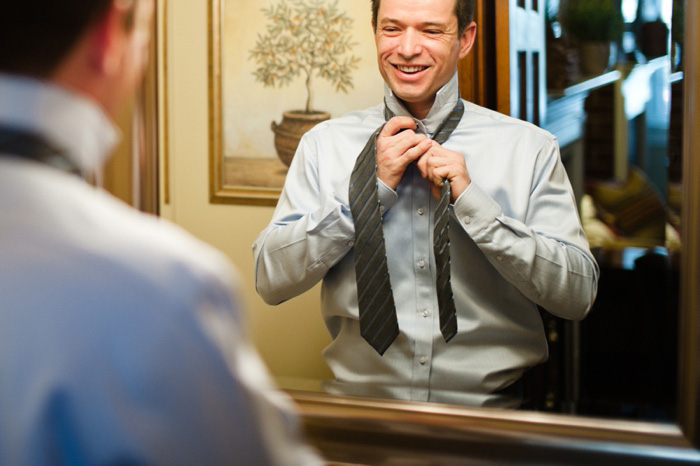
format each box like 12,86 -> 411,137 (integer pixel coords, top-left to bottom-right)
209,0 -> 384,205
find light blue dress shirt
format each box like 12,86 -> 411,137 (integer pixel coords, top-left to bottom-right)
0,74 -> 321,465
253,73 -> 599,407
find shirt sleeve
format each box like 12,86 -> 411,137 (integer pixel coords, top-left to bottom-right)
119,270 -> 323,465
452,139 -> 599,320
253,133 -> 356,305
181,271 -> 324,466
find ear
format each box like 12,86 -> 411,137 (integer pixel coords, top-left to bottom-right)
89,1 -> 131,76
458,21 -> 477,60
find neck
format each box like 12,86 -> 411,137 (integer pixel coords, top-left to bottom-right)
402,97 -> 435,120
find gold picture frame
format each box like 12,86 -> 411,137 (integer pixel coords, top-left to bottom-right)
209,0 -> 384,205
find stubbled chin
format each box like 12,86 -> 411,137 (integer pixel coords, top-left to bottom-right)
390,87 -> 430,104
388,73 -> 429,89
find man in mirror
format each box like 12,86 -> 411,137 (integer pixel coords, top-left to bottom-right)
0,1 -> 321,464
254,0 -> 599,408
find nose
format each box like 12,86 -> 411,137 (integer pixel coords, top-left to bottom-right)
397,29 -> 421,59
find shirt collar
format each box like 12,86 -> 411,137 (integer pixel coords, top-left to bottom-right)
0,73 -> 120,176
383,72 -> 461,135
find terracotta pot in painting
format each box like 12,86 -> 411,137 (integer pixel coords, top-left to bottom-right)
271,110 -> 331,167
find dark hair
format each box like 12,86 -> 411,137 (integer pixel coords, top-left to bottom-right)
371,0 -> 474,34
0,1 -> 136,77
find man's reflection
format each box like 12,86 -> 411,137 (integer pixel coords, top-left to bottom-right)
253,0 -> 599,408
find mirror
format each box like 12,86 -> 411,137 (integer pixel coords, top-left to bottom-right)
158,0 -> 700,461
204,0 -> 696,422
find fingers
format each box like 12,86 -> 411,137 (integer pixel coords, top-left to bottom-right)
402,138 -> 433,163
378,129 -> 428,157
375,117 -> 431,190
377,116 -> 429,164
416,140 -> 441,181
429,165 -> 450,187
378,117 -> 471,201
425,148 -> 449,185
376,130 -> 432,166
418,142 -> 471,201
380,116 -> 418,138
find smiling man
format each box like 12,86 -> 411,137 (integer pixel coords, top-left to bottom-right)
254,0 -> 599,408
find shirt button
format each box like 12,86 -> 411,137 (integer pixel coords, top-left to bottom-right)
422,310 -> 429,318
419,357 -> 427,365
418,259 -> 425,268
496,255 -> 504,262
348,240 -> 355,247
417,207 -> 425,215
463,216 -> 471,224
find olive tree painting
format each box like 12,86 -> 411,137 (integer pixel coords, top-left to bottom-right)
249,0 -> 360,166
211,0 -> 384,205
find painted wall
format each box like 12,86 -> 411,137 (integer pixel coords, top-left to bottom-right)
161,0 -> 341,384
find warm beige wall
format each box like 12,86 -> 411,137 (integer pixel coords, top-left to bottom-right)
161,0 -> 332,384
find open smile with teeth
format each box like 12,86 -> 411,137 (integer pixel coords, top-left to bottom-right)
395,64 -> 428,74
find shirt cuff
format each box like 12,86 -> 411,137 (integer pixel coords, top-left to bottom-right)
377,178 -> 399,214
452,182 -> 503,239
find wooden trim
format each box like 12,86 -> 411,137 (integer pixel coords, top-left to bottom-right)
138,11 -> 160,215
291,391 -> 699,464
458,2 -> 484,106
458,0 -> 506,112
679,0 -> 700,447
159,0 -> 170,205
494,0 -> 511,114
208,0 -> 223,205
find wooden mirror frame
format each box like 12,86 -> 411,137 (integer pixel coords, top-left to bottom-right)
200,0 -> 700,462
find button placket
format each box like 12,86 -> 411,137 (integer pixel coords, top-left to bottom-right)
409,165 -> 433,398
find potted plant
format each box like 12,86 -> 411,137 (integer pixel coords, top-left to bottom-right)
560,0 -> 623,75
249,0 -> 360,166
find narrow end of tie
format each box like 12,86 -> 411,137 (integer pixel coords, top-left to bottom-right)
441,325 -> 457,343
363,325 -> 399,355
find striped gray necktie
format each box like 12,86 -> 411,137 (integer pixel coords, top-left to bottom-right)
349,100 -> 464,355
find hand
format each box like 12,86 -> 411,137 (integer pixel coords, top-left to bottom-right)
375,116 -> 433,190
416,140 -> 471,202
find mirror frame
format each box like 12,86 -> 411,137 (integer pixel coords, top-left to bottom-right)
203,0 -> 700,462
